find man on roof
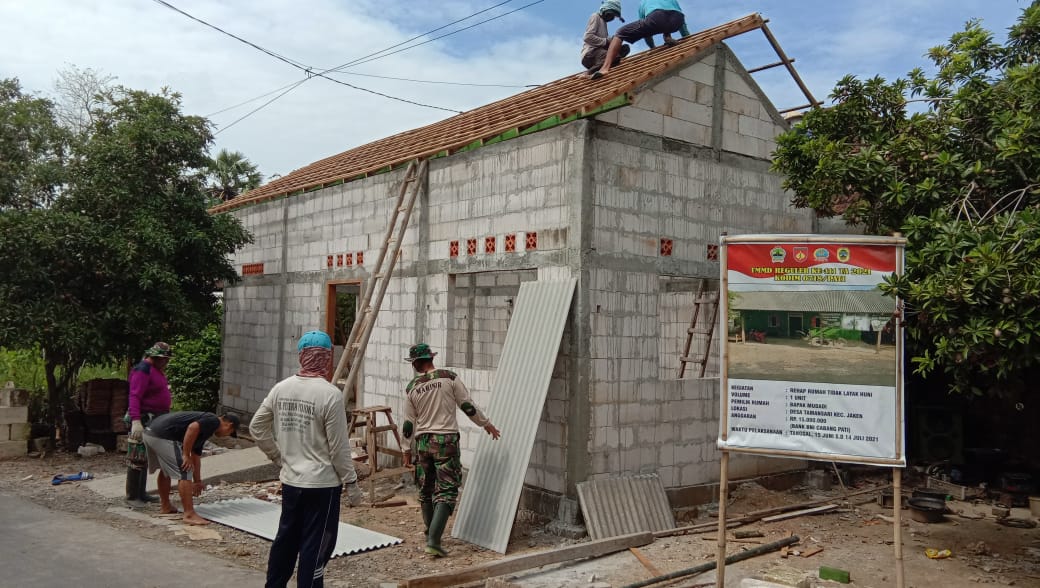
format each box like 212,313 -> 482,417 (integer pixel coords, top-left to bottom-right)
593,0 -> 690,80
401,343 -> 500,557
581,1 -> 631,77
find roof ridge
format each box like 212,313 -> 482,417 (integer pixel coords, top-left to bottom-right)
212,13 -> 765,213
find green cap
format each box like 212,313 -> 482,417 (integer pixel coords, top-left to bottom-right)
144,342 -> 173,358
405,343 -> 437,362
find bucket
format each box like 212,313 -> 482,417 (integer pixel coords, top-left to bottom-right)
1030,496 -> 1040,518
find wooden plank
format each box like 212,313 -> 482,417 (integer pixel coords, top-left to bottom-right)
801,547 -> 824,558
400,532 -> 653,588
629,547 -> 662,576
761,504 -> 838,523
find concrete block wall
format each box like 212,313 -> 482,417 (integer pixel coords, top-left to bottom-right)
448,270 -> 537,370
720,51 -> 786,161
223,125 -> 579,418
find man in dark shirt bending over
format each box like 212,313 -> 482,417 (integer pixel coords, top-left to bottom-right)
143,411 -> 239,525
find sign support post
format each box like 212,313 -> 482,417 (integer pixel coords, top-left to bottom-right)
715,235 -> 907,588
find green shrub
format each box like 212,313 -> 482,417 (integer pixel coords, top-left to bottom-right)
166,322 -> 222,412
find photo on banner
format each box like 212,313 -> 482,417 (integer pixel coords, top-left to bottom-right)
718,236 -> 906,466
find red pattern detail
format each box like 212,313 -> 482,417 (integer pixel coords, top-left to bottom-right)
336,254 -> 343,267
504,234 -> 516,253
356,251 -> 364,265
242,263 -> 265,276
485,236 -> 496,254
345,253 -> 353,266
466,238 -> 477,255
660,238 -> 674,257
706,243 -> 720,262
525,232 -> 537,250
326,255 -> 334,269
449,240 -> 460,258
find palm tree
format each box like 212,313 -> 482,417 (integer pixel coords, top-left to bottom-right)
206,149 -> 262,201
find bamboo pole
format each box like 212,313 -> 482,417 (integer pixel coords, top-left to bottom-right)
894,468 -> 906,588
715,451 -> 730,588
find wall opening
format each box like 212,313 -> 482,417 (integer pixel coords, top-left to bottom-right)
326,280 -> 361,407
447,270 -> 538,370
658,276 -> 720,380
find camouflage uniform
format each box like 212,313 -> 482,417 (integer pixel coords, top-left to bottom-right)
403,368 -> 490,509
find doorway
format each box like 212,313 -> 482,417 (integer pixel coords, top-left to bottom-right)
788,314 -> 803,338
326,280 -> 361,407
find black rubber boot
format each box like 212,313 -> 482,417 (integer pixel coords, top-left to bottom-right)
425,503 -> 452,557
138,470 -> 156,502
125,466 -> 147,507
421,501 -> 434,539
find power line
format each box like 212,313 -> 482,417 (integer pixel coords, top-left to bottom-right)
327,0 -> 548,72
327,71 -> 536,89
149,0 -> 462,115
160,0 -> 545,130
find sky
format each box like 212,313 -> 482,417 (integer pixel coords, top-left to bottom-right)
0,1 -> 1030,180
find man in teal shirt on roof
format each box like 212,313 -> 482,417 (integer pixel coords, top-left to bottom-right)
593,0 -> 690,79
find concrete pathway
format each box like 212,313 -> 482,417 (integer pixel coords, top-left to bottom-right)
87,445 -> 279,498
0,492 -> 267,587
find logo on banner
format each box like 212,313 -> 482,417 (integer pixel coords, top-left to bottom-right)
814,248 -> 830,262
836,247 -> 851,263
793,247 -> 809,263
770,246 -> 787,263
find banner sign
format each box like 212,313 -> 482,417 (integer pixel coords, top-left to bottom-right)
718,235 -> 906,466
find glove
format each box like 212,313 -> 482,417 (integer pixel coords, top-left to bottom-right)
129,420 -> 144,441
345,482 -> 364,507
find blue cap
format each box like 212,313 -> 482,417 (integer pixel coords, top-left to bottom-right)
298,330 -> 333,351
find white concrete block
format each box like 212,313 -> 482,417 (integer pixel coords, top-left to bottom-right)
618,106 -> 665,136
0,406 -> 28,425
3,422 -> 29,442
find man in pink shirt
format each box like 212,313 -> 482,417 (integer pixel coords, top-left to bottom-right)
126,342 -> 173,506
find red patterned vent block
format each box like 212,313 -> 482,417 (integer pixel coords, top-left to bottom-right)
242,263 -> 265,276
504,234 -> 516,253
706,243 -> 720,262
525,232 -> 538,250
660,238 -> 674,257
485,236 -> 496,254
326,255 -> 334,269
336,254 -> 344,267
345,253 -> 353,266
356,251 -> 364,265
449,240 -> 459,258
466,238 -> 478,255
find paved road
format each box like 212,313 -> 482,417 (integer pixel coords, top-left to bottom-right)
0,492 -> 266,587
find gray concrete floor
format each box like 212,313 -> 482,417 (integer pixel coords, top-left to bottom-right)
0,492 -> 266,587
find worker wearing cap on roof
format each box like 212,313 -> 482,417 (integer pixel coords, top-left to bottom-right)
401,343 -> 500,558
250,330 -> 363,588
592,0 -> 691,80
581,1 -> 632,77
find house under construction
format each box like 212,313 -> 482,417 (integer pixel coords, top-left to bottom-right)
214,14 -> 820,517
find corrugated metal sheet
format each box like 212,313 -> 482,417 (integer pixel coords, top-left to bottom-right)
451,279 -> 577,553
576,474 -> 676,540
731,289 -> 894,314
194,498 -> 401,557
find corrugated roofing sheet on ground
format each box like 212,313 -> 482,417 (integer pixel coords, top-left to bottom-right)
731,289 -> 895,314
194,497 -> 401,557
451,279 -> 577,553
576,474 -> 676,540
212,14 -> 765,213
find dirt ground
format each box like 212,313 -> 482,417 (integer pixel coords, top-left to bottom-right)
1,451 -> 1038,587
729,339 -> 897,387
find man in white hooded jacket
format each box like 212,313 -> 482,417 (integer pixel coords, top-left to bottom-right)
251,330 -> 364,588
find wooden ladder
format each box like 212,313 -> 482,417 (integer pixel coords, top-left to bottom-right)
347,405 -> 409,501
331,159 -> 429,403
678,279 -> 720,378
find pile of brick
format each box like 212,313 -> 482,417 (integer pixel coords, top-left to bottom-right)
66,378 -> 129,450
0,382 -> 29,459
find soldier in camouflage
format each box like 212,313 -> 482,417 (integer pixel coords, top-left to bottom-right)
402,343 -> 500,557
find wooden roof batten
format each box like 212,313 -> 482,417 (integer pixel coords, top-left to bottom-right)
213,13 -> 814,214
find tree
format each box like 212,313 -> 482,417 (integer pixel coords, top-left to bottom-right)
0,78 -> 69,210
771,3 -> 1040,399
206,148 -> 262,201
0,84 -> 252,432
52,65 -> 116,136
166,310 -> 222,413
